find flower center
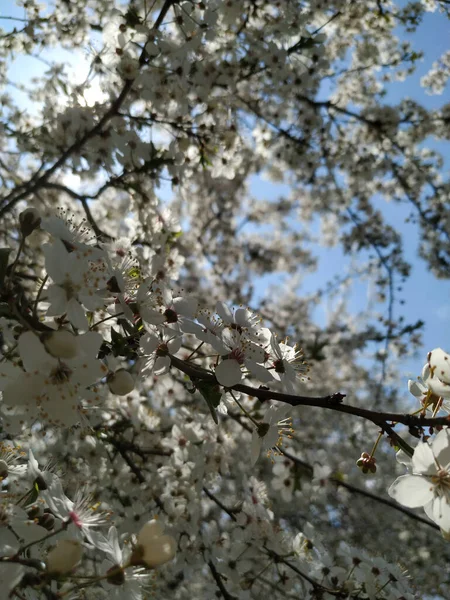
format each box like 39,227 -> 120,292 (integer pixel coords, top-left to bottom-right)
273,358 -> 285,374
229,347 -> 245,364
156,343 -> 169,357
164,308 -> 178,323
49,362 -> 73,384
431,468 -> 450,493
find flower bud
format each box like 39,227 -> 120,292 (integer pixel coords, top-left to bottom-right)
42,330 -> 78,359
19,207 -> 41,237
39,511 -> 55,530
132,519 -> 176,568
107,369 -> 135,396
356,452 -> 377,474
46,539 -> 82,574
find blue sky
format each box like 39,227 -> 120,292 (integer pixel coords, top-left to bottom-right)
247,7 -> 450,378
1,1 -> 449,379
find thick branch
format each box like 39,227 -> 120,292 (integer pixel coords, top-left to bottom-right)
169,355 -> 450,428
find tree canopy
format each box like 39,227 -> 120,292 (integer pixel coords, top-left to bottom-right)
0,1 -> 450,599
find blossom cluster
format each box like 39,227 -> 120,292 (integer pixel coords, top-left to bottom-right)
388,348 -> 450,532
0,210 -> 309,445
0,207 -> 426,599
0,0 -> 450,598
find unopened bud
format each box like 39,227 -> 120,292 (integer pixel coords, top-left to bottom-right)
107,369 -> 135,396
132,519 -> 176,568
42,330 -> 78,359
46,539 -> 82,574
356,452 -> 377,474
19,208 -> 41,237
39,512 -> 55,530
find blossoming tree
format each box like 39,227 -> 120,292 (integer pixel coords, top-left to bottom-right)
1,0 -> 450,598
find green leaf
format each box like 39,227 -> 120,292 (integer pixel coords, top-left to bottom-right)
195,379 -> 222,424
0,248 -> 12,288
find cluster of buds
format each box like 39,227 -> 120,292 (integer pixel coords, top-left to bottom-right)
356,452 -> 377,474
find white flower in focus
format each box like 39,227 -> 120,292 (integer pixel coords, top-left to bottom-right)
137,281 -> 197,333
90,526 -> 151,599
133,520 -> 176,568
140,329 -> 182,376
214,329 -> 270,387
0,442 -> 26,480
215,301 -> 263,341
409,348 -> 450,414
41,210 -> 98,252
251,404 -> 293,465
388,428 -> 450,530
268,334 -> 309,393
27,449 -> 58,490
42,476 -> 109,537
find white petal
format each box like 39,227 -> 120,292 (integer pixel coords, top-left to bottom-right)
215,301 -> 233,324
388,474 -> 434,507
79,292 -> 104,311
46,285 -> 68,315
215,359 -> 242,387
181,320 -> 203,336
245,360 -> 273,383
19,332 -> 54,372
76,332 -> 103,358
245,342 -> 264,363
395,449 -> 412,468
427,377 -> 450,400
0,362 -> 24,391
140,307 -> 166,325
172,296 -> 197,317
43,240 -> 67,283
411,441 -> 435,475
154,356 -> 171,375
140,334 -> 160,354
67,298 -> 89,330
408,379 -> 426,398
432,428 -> 450,469
234,308 -> 252,327
167,336 -> 182,354
424,496 -> 450,530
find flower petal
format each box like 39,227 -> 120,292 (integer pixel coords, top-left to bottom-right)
388,474 -> 434,508
19,332 -> 54,372
432,428 -> 450,470
424,496 -> 450,530
412,441 -> 435,476
215,359 -> 242,387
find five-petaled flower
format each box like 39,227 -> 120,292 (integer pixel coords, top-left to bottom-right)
388,428 -> 450,531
